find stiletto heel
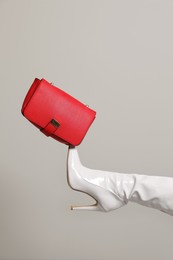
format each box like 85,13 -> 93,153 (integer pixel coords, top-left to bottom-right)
71,203 -> 101,211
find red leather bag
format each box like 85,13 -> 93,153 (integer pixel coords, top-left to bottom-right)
21,78 -> 96,146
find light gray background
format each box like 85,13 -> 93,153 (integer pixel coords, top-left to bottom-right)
1,0 -> 173,259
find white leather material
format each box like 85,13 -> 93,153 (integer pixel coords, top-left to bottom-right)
67,147 -> 173,215
128,174 -> 173,215
67,147 -> 126,211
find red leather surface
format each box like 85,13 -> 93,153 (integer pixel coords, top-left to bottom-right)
21,78 -> 96,146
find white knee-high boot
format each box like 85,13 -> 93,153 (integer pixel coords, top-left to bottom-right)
67,147 -> 173,216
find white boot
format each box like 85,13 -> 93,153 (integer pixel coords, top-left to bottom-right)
67,146 -> 173,215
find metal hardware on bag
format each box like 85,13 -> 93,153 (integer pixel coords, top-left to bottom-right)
51,119 -> 60,128
86,104 -> 89,107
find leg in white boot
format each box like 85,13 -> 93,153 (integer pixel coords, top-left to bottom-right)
67,146 -> 173,216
